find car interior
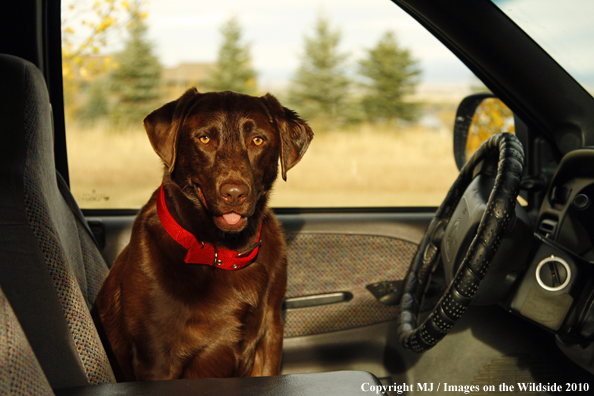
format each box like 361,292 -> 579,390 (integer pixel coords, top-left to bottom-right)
2,0 -> 594,395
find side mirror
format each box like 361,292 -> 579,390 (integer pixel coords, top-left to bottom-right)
453,93 -> 516,170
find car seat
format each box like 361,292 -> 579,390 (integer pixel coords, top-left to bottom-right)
0,53 -> 115,390
0,285 -> 54,396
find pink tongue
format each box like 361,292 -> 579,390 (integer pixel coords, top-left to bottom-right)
222,212 -> 242,225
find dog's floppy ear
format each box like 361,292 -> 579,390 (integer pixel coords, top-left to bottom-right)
144,88 -> 199,173
261,93 -> 314,181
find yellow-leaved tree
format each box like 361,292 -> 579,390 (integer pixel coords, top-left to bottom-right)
466,98 -> 515,159
61,0 -> 132,121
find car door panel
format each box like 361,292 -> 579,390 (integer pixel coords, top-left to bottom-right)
87,212 -> 430,335
283,231 -> 417,337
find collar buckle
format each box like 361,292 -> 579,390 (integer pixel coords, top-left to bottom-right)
213,246 -> 223,267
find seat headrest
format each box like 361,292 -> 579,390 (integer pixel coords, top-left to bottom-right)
0,54 -> 56,190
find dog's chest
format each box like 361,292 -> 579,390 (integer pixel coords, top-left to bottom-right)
149,263 -> 270,368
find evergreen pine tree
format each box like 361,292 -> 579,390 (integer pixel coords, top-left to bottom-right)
358,31 -> 421,123
288,15 -> 352,123
109,1 -> 162,126
79,78 -> 109,123
203,17 -> 257,95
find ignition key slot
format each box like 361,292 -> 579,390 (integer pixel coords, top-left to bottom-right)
536,256 -> 571,292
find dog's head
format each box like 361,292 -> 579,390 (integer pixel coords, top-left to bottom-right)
144,89 -> 313,233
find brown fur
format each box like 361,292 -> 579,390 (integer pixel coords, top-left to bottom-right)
94,89 -> 313,381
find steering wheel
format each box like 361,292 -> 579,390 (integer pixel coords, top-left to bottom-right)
397,132 -> 524,352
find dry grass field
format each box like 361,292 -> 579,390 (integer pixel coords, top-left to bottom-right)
66,122 -> 459,209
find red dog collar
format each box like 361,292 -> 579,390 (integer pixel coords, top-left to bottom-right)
156,185 -> 261,270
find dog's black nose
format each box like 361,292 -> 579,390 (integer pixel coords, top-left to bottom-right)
220,182 -> 249,205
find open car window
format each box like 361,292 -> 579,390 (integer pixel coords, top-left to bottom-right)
61,0 -> 482,209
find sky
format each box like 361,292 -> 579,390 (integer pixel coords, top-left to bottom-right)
143,0 -> 475,89
63,0 -> 594,92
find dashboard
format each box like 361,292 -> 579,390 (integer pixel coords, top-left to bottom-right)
507,149 -> 594,372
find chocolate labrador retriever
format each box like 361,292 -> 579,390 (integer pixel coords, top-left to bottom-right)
94,89 -> 313,381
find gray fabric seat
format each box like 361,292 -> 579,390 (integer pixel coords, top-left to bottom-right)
0,285 -> 53,396
0,53 -> 115,389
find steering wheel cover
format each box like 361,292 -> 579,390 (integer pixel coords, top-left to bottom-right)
397,132 -> 524,352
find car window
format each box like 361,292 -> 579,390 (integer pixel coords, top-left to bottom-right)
61,0 -> 481,209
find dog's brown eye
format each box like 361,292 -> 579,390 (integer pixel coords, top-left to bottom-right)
199,136 -> 210,145
252,137 -> 264,146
